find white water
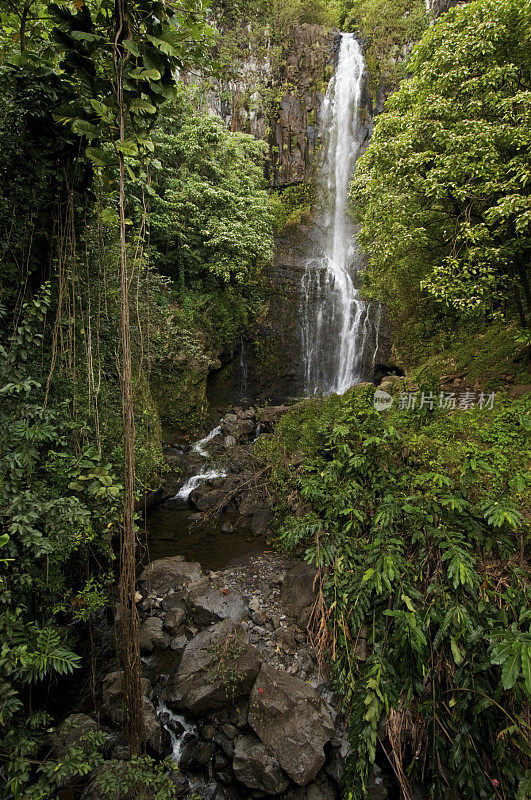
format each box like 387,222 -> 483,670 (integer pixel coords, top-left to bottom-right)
302,33 -> 382,395
157,702 -> 196,764
174,425 -> 227,501
192,425 -> 222,457
174,467 -> 227,502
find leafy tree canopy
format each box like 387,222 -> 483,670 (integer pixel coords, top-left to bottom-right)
352,0 -> 531,328
148,89 -> 273,287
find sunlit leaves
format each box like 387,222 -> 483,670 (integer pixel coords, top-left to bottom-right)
490,627 -> 531,693
352,0 -> 531,325
147,95 -> 273,287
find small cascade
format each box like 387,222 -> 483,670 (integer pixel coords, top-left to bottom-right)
174,468 -> 227,502
192,425 -> 222,457
301,33 -> 383,395
175,425 -> 225,501
157,702 -> 196,764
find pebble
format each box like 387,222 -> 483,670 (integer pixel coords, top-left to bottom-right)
248,597 -> 261,613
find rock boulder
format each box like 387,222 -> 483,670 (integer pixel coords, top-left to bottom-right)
248,663 -> 334,785
138,557 -> 202,596
281,561 -> 317,619
188,585 -> 247,626
101,671 -> 151,726
163,620 -> 262,716
139,616 -> 168,652
232,734 -> 289,794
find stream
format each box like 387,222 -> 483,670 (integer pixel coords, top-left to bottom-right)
144,416 -> 270,571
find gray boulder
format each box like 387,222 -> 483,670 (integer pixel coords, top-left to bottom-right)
190,487 -> 226,512
237,419 -> 255,436
188,585 -> 247,625
255,406 -> 290,427
248,664 -> 334,785
101,671 -> 151,726
138,557 -> 202,596
179,736 -> 216,769
139,616 -> 168,652
306,775 -> 337,800
281,561 -> 317,618
163,607 -> 186,635
163,620 -> 262,716
251,509 -> 272,536
51,713 -> 101,759
238,490 -> 266,516
232,734 -> 289,794
143,696 -> 171,757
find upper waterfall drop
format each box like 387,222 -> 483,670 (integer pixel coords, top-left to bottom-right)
301,33 -> 381,395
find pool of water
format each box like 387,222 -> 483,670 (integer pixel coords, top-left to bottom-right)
141,498 -> 266,572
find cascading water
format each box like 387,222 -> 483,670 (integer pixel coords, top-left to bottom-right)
302,33 -> 381,395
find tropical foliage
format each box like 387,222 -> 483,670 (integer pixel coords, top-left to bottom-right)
259,384 -> 531,799
352,0 -> 531,329
149,90 -> 273,287
0,0 -> 273,794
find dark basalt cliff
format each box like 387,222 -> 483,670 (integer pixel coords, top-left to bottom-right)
206,24 -> 336,188
268,24 -> 335,187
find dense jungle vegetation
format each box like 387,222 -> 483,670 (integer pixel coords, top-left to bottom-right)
0,0 -> 529,798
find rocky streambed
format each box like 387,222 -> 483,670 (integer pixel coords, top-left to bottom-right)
54,403 -> 394,800
143,404 -> 291,570
68,551 -> 390,800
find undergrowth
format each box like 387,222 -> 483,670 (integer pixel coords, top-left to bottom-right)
256,385 -> 531,800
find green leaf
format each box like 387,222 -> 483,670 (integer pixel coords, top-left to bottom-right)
521,646 -> 531,696
128,67 -> 161,81
122,38 -> 140,56
517,770 -> 531,800
116,140 -> 139,157
129,98 -> 157,115
148,35 -> 179,58
85,147 -> 113,167
402,593 -> 415,612
501,644 -> 521,690
450,636 -> 464,666
70,30 -> 103,43
71,119 -> 100,139
89,99 -> 114,122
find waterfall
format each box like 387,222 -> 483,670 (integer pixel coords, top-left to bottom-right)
302,33 -> 381,395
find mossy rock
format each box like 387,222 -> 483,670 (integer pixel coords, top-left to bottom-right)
150,362 -> 209,442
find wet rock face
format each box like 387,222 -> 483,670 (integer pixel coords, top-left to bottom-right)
233,734 -> 289,794
270,25 -> 336,187
205,24 -> 334,189
426,0 -> 471,16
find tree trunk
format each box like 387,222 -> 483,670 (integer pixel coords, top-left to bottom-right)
20,3 -> 29,52
115,0 -> 144,756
